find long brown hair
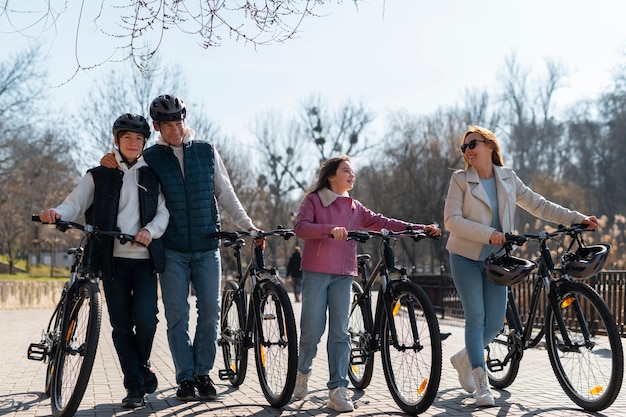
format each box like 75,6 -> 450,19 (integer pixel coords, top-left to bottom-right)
306,155 -> 351,195
461,125 -> 504,169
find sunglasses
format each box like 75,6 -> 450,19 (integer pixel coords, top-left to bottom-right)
461,139 -> 487,153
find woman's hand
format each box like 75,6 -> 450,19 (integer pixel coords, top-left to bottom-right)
582,216 -> 599,230
489,230 -> 506,245
39,209 -> 61,224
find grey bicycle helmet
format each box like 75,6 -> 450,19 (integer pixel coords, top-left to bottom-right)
112,113 -> 151,139
562,244 -> 610,279
484,254 -> 536,286
150,94 -> 186,122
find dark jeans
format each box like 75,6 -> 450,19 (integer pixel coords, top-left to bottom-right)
103,258 -> 159,390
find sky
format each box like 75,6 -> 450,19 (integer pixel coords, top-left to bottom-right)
2,0 -> 626,144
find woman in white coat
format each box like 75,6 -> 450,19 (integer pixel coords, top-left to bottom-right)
443,125 -> 599,407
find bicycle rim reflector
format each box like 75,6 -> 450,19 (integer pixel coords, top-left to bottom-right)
392,302 -> 401,317
260,345 -> 266,367
560,296 -> 575,309
418,378 -> 429,395
65,320 -> 76,344
590,386 -> 604,395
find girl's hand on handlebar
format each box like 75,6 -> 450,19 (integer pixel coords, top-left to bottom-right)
39,209 -> 61,224
489,230 -> 506,245
423,224 -> 441,237
329,226 -> 348,240
582,216 -> 599,231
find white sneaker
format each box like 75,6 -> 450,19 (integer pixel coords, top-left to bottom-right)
450,347 -> 475,393
293,370 -> 309,399
327,387 -> 354,412
472,367 -> 495,407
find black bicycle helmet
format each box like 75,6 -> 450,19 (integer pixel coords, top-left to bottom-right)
562,244 -> 610,279
112,113 -> 151,139
484,254 -> 536,286
150,94 -> 187,122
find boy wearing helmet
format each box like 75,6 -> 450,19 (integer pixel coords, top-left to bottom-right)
40,113 -> 169,408
101,95 -> 261,402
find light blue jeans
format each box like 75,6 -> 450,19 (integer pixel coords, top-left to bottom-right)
298,271 -> 352,390
449,253 -> 507,369
159,248 -> 221,383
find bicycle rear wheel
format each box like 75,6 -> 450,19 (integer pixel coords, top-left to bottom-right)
44,297 -> 66,397
486,307 -> 521,389
380,282 -> 442,415
220,280 -> 248,386
348,280 -> 374,390
50,281 -> 101,417
545,281 -> 624,411
254,281 -> 297,407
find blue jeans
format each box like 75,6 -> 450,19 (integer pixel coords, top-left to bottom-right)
159,248 -> 221,383
103,258 -> 158,390
297,271 -> 352,390
449,253 -> 507,369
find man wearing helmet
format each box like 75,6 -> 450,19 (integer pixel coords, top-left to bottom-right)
102,94 -> 261,402
40,113 -> 170,408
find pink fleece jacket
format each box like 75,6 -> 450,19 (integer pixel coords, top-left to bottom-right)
294,188 -> 420,277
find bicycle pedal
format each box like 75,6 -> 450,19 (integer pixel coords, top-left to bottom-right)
218,368 -> 236,380
486,359 -> 503,372
27,343 -> 47,361
350,349 -> 367,365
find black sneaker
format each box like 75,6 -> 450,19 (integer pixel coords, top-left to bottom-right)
176,380 -> 197,401
122,386 -> 146,408
195,375 -> 217,401
141,365 -> 158,394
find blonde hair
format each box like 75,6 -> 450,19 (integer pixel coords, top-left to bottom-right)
461,125 -> 504,169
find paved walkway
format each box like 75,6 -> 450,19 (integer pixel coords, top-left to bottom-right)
2,293 -> 625,417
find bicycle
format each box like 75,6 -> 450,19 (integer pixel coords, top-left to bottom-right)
485,224 -> 623,411
206,228 -> 298,408
347,228 -> 442,415
27,215 -> 144,417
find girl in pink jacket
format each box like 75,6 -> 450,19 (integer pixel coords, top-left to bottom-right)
292,155 -> 440,412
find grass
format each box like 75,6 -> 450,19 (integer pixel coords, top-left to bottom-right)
0,258 -> 68,281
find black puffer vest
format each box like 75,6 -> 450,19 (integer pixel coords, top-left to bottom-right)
85,166 -> 165,279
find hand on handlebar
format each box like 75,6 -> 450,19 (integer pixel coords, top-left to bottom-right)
489,230 -> 507,245
581,216 -> 599,231
423,223 -> 441,237
132,228 -> 152,247
38,209 -> 62,224
329,226 -> 348,240
249,228 -> 266,249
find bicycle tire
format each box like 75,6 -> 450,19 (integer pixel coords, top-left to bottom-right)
348,280 -> 374,389
44,298 -> 66,397
254,280 -> 298,408
486,307 -> 521,389
545,280 -> 624,411
380,282 -> 442,415
50,281 -> 101,417
220,280 -> 248,386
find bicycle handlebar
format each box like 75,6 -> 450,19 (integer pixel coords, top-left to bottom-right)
31,215 -> 144,246
504,223 -> 593,246
346,228 -> 437,243
204,228 -> 295,242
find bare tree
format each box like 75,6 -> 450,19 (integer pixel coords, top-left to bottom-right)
1,1 -> 359,73
0,44 -> 47,134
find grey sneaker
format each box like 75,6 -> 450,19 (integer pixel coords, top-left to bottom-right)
293,370 -> 309,399
327,387 -> 354,412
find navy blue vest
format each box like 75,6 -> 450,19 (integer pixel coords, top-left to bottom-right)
143,140 -> 220,252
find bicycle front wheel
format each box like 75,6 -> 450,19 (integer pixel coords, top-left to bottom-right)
254,281 -> 298,407
44,298 -> 66,396
380,282 -> 442,415
486,307 -> 521,389
348,280 -> 374,390
220,280 -> 248,386
545,280 -> 624,411
50,281 -> 101,417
